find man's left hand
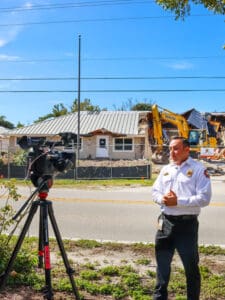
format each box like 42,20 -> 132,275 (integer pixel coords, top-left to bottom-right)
163,190 -> 177,206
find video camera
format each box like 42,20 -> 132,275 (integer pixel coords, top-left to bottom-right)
18,132 -> 76,187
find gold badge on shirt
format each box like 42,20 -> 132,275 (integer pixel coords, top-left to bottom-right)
186,169 -> 193,177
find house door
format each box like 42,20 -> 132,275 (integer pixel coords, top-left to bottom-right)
96,136 -> 109,158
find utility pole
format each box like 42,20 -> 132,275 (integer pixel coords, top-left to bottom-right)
77,35 -> 81,165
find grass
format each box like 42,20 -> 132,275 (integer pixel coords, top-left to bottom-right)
1,177 -> 156,189
52,178 -> 155,188
1,237 -> 225,299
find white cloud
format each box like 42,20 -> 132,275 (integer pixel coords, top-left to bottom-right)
0,28 -> 22,49
0,1 -> 37,48
0,54 -> 20,61
0,26 -> 23,48
166,61 -> 194,70
0,39 -> 6,47
24,2 -> 33,10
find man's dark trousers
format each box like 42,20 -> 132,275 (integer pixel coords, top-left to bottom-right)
153,216 -> 200,300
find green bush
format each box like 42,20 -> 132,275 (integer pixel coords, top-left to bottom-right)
12,150 -> 27,166
0,180 -> 20,236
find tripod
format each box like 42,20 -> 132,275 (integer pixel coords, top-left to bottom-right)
0,177 -> 80,300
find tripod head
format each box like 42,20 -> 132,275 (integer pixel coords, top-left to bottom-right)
13,175 -> 53,221
31,175 -> 53,193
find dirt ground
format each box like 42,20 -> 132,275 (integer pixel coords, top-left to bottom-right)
1,244 -> 225,300
0,245 -> 154,300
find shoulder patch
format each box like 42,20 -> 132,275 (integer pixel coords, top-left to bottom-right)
204,169 -> 210,178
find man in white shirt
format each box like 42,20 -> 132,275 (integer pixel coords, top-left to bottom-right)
152,136 -> 211,300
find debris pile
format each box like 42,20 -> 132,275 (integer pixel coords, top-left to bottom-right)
206,165 -> 225,176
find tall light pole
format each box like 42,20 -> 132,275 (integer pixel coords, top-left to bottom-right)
77,35 -> 81,165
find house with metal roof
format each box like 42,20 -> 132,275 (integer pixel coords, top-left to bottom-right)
7,111 -> 150,160
0,126 -> 10,153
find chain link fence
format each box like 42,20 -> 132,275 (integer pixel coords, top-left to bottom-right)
2,142 -> 224,180
0,143 -> 152,180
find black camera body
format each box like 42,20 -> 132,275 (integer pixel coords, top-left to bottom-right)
18,133 -> 76,187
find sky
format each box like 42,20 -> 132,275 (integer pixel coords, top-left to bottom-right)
0,0 -> 224,126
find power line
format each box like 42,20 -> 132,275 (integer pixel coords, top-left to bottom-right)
0,89 -> 224,93
0,58 -> 72,63
0,14 -> 216,27
84,76 -> 225,80
83,55 -> 225,61
0,0 -> 151,13
0,76 -> 225,81
0,77 -> 74,81
0,55 -> 224,63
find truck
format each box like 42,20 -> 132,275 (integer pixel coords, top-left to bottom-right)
148,104 -> 220,164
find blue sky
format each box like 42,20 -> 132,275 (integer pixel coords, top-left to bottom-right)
0,0 -> 224,126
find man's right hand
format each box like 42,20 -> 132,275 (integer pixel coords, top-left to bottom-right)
163,190 -> 177,206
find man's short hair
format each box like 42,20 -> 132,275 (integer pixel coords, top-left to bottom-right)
170,136 -> 190,147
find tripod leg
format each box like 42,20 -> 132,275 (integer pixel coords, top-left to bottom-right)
0,200 -> 39,290
40,200 -> 54,300
47,201 -> 80,300
38,204 -> 44,268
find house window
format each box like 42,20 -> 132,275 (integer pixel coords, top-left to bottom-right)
99,138 -> 106,148
114,138 -> 133,151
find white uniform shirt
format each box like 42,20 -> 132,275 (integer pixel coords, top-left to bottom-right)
152,157 -> 212,216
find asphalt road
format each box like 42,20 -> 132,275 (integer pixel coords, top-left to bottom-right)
8,176 -> 225,246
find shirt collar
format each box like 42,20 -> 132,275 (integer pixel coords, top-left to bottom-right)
170,156 -> 192,168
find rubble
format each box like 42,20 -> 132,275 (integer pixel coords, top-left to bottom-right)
206,165 -> 225,176
152,160 -> 225,177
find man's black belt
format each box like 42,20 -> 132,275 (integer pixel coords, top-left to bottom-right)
163,214 -> 198,221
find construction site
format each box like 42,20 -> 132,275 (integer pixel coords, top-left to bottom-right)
147,105 -> 225,163
145,104 -> 225,177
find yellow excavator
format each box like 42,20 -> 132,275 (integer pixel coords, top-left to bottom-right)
149,104 -> 219,164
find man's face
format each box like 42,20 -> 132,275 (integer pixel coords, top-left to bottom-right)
169,139 -> 189,165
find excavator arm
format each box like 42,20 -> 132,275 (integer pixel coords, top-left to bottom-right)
160,109 -> 189,139
151,104 -> 164,148
151,104 -> 189,141
150,104 -> 190,163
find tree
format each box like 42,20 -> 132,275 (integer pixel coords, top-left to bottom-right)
131,102 -> 154,111
156,0 -> 225,19
16,122 -> 24,128
114,98 -> 154,111
71,98 -> 101,112
34,99 -> 103,123
52,103 -> 68,116
34,103 -> 68,123
0,115 -> 14,129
